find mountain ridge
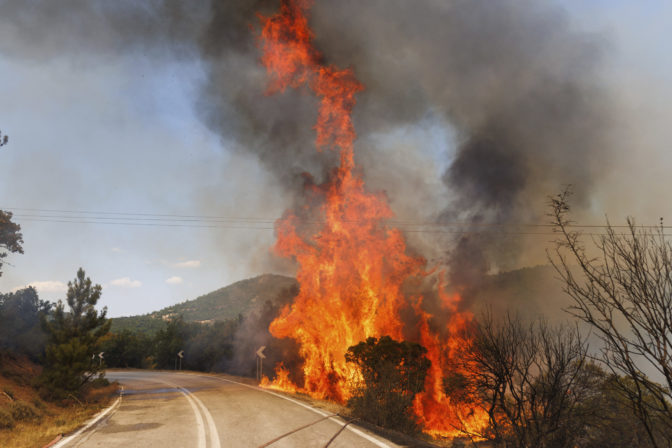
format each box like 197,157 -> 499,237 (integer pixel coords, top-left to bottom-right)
110,273 -> 298,333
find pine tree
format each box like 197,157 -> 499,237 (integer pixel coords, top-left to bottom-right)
39,268 -> 110,399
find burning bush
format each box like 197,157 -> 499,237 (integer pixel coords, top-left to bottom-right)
345,336 -> 430,434
446,311 -> 592,447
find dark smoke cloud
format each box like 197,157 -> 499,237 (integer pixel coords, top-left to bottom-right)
197,0 -> 340,193
307,0 -> 614,292
0,0 -> 617,295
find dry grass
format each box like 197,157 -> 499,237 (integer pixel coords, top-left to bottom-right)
0,399 -> 113,448
0,353 -> 117,448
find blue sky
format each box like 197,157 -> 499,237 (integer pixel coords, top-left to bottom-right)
0,55 -> 289,316
0,1 -> 670,317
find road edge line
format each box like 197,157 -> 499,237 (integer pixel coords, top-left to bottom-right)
197,373 -> 392,448
51,386 -> 124,448
160,380 -> 207,448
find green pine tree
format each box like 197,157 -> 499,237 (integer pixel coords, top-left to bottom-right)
39,268 -> 110,400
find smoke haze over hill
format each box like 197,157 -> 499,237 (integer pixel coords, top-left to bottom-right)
0,1 -> 669,317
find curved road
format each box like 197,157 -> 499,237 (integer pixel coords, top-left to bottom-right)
61,370 -> 399,448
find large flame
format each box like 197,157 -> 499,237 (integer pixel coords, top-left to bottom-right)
257,0 -> 487,438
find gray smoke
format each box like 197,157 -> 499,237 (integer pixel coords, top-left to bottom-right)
0,0 -> 617,295
197,0 -> 340,194
306,0 -> 614,294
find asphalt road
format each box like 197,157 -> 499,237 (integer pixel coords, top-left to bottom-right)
62,370 -> 400,448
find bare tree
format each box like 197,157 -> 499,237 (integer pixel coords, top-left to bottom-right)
447,310 -> 590,447
548,188 -> 672,447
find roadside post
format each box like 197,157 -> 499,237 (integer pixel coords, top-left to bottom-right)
256,346 -> 266,382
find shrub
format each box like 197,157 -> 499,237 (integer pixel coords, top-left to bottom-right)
10,400 -> 41,422
0,408 -> 15,429
32,398 -> 45,410
345,336 -> 430,434
90,377 -> 110,388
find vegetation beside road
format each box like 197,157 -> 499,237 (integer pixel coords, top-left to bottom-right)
0,267 -> 116,447
0,351 -> 116,448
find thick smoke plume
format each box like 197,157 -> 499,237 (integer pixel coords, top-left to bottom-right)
0,1 -> 616,306
307,0 -> 614,294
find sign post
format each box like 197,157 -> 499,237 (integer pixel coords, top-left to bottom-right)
98,352 -> 104,367
177,350 -> 184,371
255,346 -> 266,382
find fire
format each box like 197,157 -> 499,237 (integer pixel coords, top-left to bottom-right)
256,0 -> 487,438
260,363 -> 299,393
412,289 -> 489,438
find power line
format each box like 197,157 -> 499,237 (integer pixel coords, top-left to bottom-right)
3,206 -> 668,236
14,218 -> 672,237
4,207 -> 274,222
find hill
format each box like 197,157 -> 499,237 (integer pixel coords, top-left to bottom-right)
110,267 -> 573,334
111,274 -> 298,334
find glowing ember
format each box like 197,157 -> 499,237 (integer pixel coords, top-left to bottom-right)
257,0 -> 487,438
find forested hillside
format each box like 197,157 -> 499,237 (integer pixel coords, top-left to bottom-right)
111,274 -> 298,334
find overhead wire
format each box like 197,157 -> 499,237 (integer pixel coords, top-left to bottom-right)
2,206 -> 669,236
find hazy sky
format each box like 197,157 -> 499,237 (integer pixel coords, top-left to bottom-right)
0,1 -> 670,317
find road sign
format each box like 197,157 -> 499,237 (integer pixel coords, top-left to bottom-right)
256,346 -> 266,382
98,352 -> 104,359
256,346 -> 266,359
176,350 -> 184,370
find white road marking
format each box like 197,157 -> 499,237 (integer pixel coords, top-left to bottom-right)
160,380 -> 207,448
196,373 -> 393,448
52,386 -> 124,448
179,385 -> 222,448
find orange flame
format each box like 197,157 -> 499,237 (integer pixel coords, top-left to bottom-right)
260,362 -> 299,393
257,0 -> 487,438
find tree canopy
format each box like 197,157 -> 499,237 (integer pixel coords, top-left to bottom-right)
0,287 -> 51,360
39,268 -> 110,399
0,210 -> 23,277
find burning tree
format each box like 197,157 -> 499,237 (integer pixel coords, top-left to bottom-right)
446,311 -> 592,447
548,188 -> 672,447
255,0 -> 487,437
